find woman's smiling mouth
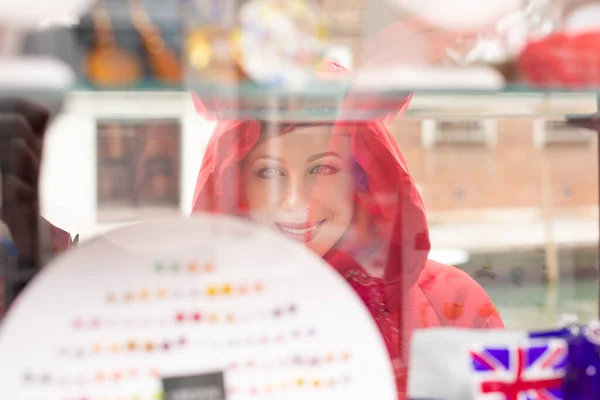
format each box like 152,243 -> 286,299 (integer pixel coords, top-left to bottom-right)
275,220 -> 325,243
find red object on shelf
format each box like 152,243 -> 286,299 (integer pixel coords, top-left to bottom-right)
518,31 -> 600,87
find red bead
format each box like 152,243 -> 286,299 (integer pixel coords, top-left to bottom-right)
192,312 -> 201,322
175,312 -> 185,323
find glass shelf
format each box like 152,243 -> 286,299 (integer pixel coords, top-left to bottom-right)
6,80 -> 598,121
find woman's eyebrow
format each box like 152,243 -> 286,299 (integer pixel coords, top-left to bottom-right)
307,152 -> 343,163
251,155 -> 284,162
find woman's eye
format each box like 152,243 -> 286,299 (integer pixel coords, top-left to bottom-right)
256,167 -> 283,179
310,165 -> 338,176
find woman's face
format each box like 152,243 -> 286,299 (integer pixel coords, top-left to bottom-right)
242,125 -> 354,256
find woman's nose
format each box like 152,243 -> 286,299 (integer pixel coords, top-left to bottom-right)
279,175 -> 311,211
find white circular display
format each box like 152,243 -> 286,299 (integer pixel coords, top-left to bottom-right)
387,0 -> 522,30
564,4 -> 600,33
235,0 -> 326,87
0,214 -> 396,400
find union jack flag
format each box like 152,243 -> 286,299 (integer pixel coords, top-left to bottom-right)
469,339 -> 568,400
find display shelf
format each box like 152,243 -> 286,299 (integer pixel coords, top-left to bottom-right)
2,79 -> 600,120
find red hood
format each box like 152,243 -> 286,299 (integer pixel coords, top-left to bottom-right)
190,61 -> 431,313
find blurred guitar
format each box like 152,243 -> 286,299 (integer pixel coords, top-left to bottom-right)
85,0 -> 142,87
129,0 -> 183,85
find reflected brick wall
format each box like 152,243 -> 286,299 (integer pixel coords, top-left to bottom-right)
387,119 -> 599,211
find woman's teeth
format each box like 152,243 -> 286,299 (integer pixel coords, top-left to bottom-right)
279,226 -> 316,235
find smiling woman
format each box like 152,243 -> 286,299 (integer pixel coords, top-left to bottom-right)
242,125 -> 354,256
190,60 -> 504,399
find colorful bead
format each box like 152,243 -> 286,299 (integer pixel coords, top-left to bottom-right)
154,262 -> 164,272
222,284 -> 232,295
90,318 -> 101,329
203,263 -> 215,272
72,318 -> 83,329
139,289 -> 150,300
187,262 -> 199,273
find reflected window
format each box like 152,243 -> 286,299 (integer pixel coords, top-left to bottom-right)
97,120 -> 180,221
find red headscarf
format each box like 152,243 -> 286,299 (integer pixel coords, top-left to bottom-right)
191,61 -> 431,382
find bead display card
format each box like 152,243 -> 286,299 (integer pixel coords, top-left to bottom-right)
0,214 -> 396,400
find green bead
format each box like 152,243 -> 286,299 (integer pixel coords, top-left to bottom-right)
153,391 -> 164,400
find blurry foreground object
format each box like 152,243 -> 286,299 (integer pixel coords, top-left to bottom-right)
185,0 -> 328,87
385,0 -> 522,31
409,320 -> 600,400
0,59 -> 74,313
0,96 -> 72,319
84,0 -> 143,87
0,215 -> 396,400
0,57 -> 75,89
518,31 -> 600,88
128,0 -> 182,85
0,0 -> 93,28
